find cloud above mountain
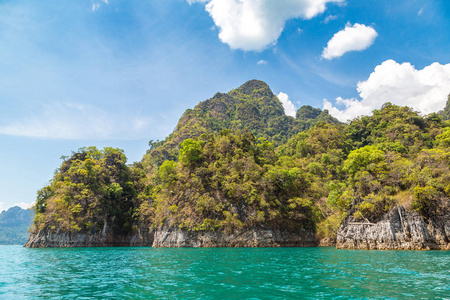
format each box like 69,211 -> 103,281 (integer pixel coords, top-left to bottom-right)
188,0 -> 343,51
324,60 -> 450,122
277,92 -> 297,117
322,23 -> 378,59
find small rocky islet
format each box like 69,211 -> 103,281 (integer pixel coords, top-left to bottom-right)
25,80 -> 450,250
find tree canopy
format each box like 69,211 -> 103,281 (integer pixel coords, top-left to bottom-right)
30,81 -> 450,242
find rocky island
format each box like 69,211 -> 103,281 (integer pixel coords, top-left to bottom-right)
26,80 -> 450,249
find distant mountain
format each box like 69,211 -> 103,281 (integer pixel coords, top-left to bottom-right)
0,206 -> 33,245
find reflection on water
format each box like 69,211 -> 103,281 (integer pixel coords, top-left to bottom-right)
0,246 -> 448,299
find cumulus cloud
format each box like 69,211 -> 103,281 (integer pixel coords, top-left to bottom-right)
257,60 -> 267,65
189,0 -> 344,51
323,97 -> 372,122
277,92 -> 297,117
0,102 -> 152,140
322,23 -> 377,60
324,60 -> 450,122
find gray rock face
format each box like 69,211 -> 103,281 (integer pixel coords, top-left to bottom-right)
24,224 -> 154,248
25,225 -> 317,248
336,206 -> 450,250
152,227 -> 317,247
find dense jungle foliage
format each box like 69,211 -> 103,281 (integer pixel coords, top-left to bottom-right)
33,147 -> 151,234
31,80 -> 450,241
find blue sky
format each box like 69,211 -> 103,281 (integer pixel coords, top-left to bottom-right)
1,0 -> 449,211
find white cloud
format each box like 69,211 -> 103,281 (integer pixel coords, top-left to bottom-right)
92,3 -> 101,11
189,0 -> 344,51
92,0 -> 109,11
0,102 -> 152,140
277,92 -> 297,117
418,8 -> 424,16
323,14 -> 338,23
323,97 -> 372,122
324,60 -> 450,122
322,23 -> 377,60
257,60 -> 267,65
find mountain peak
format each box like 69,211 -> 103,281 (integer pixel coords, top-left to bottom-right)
295,105 -> 341,125
237,80 -> 272,96
296,105 -> 322,120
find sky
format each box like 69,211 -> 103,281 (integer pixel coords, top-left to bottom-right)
0,0 -> 449,211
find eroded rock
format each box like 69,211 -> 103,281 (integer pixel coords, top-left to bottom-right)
336,206 -> 450,250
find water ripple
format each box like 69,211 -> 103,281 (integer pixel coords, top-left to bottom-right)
0,246 -> 448,299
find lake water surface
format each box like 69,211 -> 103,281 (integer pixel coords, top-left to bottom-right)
0,245 -> 448,299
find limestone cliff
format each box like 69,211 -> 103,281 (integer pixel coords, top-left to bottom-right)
336,205 -> 450,250
25,225 -> 316,248
152,226 -> 317,247
25,223 -> 154,248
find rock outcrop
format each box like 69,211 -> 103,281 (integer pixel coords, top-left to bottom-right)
336,205 -> 450,250
25,225 -> 317,248
318,237 -> 336,247
152,226 -> 317,247
24,224 -> 154,248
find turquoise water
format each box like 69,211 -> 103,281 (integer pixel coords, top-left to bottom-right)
0,246 -> 448,299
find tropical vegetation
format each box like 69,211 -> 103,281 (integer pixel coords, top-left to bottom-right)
30,80 -> 450,242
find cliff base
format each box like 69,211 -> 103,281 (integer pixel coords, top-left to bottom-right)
25,226 -> 317,248
336,206 -> 450,250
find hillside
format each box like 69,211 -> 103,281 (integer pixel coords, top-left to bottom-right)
142,80 -> 340,168
26,80 -> 450,249
438,94 -> 450,120
0,206 -> 33,245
